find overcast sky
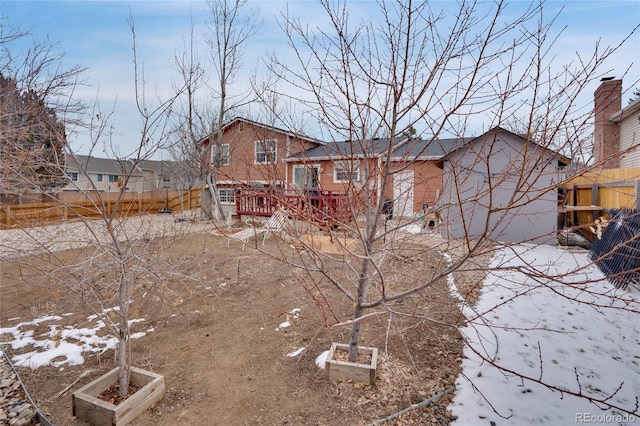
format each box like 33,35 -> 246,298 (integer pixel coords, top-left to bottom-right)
3,0 -> 639,158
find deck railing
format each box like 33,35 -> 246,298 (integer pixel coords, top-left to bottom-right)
235,188 -> 356,226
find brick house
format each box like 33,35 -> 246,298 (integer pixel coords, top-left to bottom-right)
209,117 -> 476,219
208,118 -> 571,230
593,77 -> 640,168
282,135 -> 471,218
283,137 -> 407,215
202,117 -> 323,206
386,137 -> 470,217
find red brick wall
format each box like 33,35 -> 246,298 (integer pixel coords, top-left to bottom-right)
594,79 -> 621,168
214,121 -> 318,187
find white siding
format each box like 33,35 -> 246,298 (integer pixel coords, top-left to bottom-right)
61,171 -> 144,192
619,113 -> 640,168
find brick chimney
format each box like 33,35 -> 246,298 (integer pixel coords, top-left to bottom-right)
593,78 -> 621,168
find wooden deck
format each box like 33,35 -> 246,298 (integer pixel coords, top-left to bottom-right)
234,188 -> 355,227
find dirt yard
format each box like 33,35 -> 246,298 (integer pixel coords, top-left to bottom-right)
0,218 -> 488,425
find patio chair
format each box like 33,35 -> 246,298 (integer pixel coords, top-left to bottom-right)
227,227 -> 263,250
259,208 -> 290,245
232,208 -> 290,248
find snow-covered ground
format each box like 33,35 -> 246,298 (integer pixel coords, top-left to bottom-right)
0,307 -> 151,369
448,244 -> 640,425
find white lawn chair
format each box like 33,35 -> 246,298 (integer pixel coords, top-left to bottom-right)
260,208 -> 289,245
230,208 -> 289,249
227,227 -> 263,250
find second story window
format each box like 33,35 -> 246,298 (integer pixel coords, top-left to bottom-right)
212,144 -> 230,166
255,140 -> 277,164
108,174 -> 119,183
67,172 -> 78,182
94,174 -> 103,182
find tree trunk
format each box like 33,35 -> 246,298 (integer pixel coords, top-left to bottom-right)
348,259 -> 372,362
209,174 -> 225,220
348,303 -> 365,362
118,279 -> 130,398
201,179 -> 213,220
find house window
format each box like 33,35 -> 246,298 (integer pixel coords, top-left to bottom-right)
212,144 -> 230,166
218,188 -> 235,204
94,174 -> 103,182
293,165 -> 320,189
238,122 -> 244,132
108,174 -> 119,182
67,172 -> 78,182
255,140 -> 277,164
334,161 -> 360,182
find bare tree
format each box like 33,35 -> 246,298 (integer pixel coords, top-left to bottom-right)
251,0 -> 639,417
171,0 -> 261,221
82,15 -> 186,397
171,12 -> 214,219
2,15 -> 189,401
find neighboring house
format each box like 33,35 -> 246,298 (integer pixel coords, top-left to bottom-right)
137,159 -> 199,191
202,117 -> 323,205
63,154 -> 141,192
62,154 -> 195,193
438,127 -> 570,245
593,77 -> 640,169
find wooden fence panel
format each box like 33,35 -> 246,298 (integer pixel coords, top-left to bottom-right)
0,189 -> 201,230
562,167 -> 640,238
565,167 -> 640,186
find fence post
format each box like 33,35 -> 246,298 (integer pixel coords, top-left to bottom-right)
3,205 -> 11,228
572,184 -> 578,225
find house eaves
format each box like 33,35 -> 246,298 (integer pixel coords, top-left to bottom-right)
389,137 -> 471,162
435,126 -> 571,169
389,155 -> 443,162
198,116 -> 325,147
610,97 -> 640,123
65,154 -> 142,176
284,136 -> 408,162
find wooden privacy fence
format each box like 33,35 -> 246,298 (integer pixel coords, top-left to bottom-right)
561,167 -> 640,237
0,189 -> 201,230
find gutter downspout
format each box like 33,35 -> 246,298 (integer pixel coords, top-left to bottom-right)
376,156 -> 382,206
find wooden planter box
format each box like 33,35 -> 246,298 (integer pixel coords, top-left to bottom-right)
325,343 -> 378,384
72,367 -> 165,426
